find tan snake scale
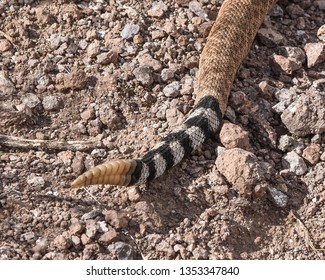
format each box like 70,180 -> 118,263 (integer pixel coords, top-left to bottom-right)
71,0 -> 278,189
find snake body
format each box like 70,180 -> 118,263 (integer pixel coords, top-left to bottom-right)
71,0 -> 277,189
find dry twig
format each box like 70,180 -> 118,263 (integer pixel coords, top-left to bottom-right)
0,134 -> 103,151
291,210 -> 325,252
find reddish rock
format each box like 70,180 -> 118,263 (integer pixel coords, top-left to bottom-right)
105,210 -> 129,229
62,3 -> 83,19
137,53 -> 162,71
219,122 -> 251,150
304,43 -> 325,68
58,68 -> 88,91
216,148 -> 270,198
96,51 -> 119,65
0,39 -> 11,52
80,108 -> 95,121
69,221 -> 85,235
258,81 -> 276,100
270,47 -> 305,74
52,234 -> 71,250
99,227 -> 118,244
229,91 -> 258,114
302,143 -> 321,165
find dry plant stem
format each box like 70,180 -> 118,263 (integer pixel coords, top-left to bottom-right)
82,187 -> 109,211
123,230 -> 146,260
292,211 -> 325,252
0,134 -> 103,151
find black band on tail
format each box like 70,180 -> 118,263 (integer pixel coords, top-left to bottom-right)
130,95 -> 223,185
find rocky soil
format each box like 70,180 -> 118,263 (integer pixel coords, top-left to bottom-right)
0,0 -> 325,260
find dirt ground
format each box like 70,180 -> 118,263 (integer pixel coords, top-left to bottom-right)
0,0 -> 324,260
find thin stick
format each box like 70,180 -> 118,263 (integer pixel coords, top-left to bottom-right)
123,230 -> 146,260
291,211 -> 325,252
81,187 -> 109,211
0,134 -> 103,151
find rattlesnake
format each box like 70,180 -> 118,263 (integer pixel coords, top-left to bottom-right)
71,0 -> 278,189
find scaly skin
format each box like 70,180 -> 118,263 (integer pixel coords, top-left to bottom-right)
71,0 -> 277,189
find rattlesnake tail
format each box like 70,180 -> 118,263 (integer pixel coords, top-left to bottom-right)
71,95 -> 221,188
71,0 -> 277,189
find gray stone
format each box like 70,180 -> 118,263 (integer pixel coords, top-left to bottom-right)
282,151 -> 308,175
285,3 -> 305,17
189,1 -> 207,19
137,53 -> 162,71
22,232 -> 35,241
79,39 -> 88,50
161,68 -> 175,81
121,24 -> 140,39
257,28 -> 285,47
147,1 -> 168,18
23,93 -> 41,109
133,66 -> 154,86
268,187 -> 288,208
163,81 -> 181,97
97,221 -> 108,233
42,95 -> 61,111
85,219 -> 98,239
108,242 -> 134,260
270,4 -> 284,17
316,0 -> 325,10
90,149 -> 107,158
273,88 -> 298,113
81,210 -> 102,220
27,174 -> 45,189
32,238 -> 48,254
278,135 -> 304,153
274,88 -> 297,103
281,91 -> 325,136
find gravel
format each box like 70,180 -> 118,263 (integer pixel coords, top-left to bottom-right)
0,0 -> 324,260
